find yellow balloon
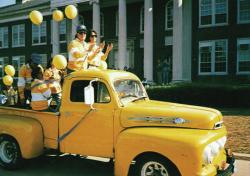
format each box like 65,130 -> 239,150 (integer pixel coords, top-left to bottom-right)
98,61 -> 108,70
3,75 -> 13,86
4,65 -> 15,77
52,55 -> 67,70
53,10 -> 64,22
29,10 -> 43,25
65,5 -> 78,19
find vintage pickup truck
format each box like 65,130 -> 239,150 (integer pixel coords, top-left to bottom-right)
0,69 -> 235,176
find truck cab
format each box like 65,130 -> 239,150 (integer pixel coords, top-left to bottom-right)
0,69 -> 235,176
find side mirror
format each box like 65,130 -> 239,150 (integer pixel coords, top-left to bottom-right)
84,85 -> 94,105
84,78 -> 99,109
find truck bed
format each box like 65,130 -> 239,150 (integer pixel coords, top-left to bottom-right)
0,105 -> 59,149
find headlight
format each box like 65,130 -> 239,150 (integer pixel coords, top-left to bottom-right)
202,136 -> 227,164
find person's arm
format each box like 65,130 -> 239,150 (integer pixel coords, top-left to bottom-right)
101,43 -> 113,61
87,42 -> 105,61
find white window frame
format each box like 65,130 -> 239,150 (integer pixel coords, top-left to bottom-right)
140,6 -> 144,33
199,39 -> 228,75
38,54 -> 47,68
0,27 -> 8,49
32,21 -> 47,45
100,12 -> 104,37
199,0 -> 228,27
165,0 -> 173,30
12,56 -> 25,79
12,24 -> 25,47
237,0 -> 250,24
237,38 -> 250,74
59,19 -> 67,43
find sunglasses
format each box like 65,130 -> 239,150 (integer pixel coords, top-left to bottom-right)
91,34 -> 97,38
78,31 -> 87,35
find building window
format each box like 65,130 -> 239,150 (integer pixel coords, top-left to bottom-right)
199,40 -> 228,75
0,57 -> 9,78
12,24 -> 25,47
115,11 -> 118,36
38,54 -> 47,68
0,27 -> 8,48
199,0 -> 228,26
237,38 -> 250,74
100,12 -> 104,37
32,21 -> 47,45
238,0 -> 250,23
59,19 -> 66,42
140,6 -> 144,33
12,56 -> 25,78
165,0 -> 173,30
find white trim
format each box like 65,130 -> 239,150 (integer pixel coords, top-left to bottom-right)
165,0 -> 173,30
198,39 -> 228,75
237,38 -> 250,74
32,21 -> 47,45
199,0 -> 228,27
12,24 -> 25,47
237,0 -> 250,24
0,27 -> 8,49
0,12 -> 52,24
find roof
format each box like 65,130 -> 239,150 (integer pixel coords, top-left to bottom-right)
66,69 -> 140,82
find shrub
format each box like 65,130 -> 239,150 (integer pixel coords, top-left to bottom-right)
146,83 -> 250,108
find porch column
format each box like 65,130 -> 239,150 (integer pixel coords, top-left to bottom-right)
172,0 -> 192,82
92,0 -> 101,43
52,20 -> 59,56
118,0 -> 127,70
144,0 -> 153,81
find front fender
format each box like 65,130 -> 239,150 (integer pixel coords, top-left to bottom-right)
0,115 -> 44,159
114,127 -> 227,176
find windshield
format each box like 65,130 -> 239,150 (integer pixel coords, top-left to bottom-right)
113,79 -> 148,103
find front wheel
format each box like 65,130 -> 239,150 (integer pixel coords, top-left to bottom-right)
135,155 -> 180,176
0,136 -> 23,170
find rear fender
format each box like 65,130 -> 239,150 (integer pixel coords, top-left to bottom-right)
0,115 -> 44,159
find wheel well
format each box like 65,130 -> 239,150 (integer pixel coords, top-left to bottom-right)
128,152 -> 181,176
0,134 -> 18,142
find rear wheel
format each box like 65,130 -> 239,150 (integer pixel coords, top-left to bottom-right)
0,136 -> 23,170
135,155 -> 180,176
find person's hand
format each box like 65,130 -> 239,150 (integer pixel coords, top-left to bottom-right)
107,43 -> 113,52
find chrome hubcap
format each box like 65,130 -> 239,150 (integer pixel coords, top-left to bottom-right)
0,141 -> 16,163
141,161 -> 169,176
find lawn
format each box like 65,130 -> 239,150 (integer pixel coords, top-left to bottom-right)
220,108 -> 250,154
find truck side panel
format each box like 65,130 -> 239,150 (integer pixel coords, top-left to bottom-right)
0,106 -> 58,149
0,115 -> 43,159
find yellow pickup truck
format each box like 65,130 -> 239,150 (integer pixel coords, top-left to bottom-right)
0,69 -> 235,176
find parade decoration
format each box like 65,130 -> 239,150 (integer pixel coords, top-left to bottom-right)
53,10 -> 64,22
53,55 -> 67,70
3,75 -> 13,86
4,65 -> 15,77
65,5 -> 78,19
99,61 -> 108,70
29,10 -> 43,25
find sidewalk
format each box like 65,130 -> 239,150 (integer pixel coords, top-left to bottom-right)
233,153 -> 250,176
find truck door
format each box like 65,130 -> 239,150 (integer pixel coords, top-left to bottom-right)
60,78 -> 115,157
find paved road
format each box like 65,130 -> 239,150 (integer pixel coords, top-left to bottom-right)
0,154 -> 249,176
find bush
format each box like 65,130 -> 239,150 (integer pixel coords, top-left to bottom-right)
146,83 -> 250,108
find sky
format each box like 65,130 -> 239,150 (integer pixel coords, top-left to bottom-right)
0,0 -> 16,8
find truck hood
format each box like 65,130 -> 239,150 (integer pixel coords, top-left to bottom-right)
120,100 -> 223,130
